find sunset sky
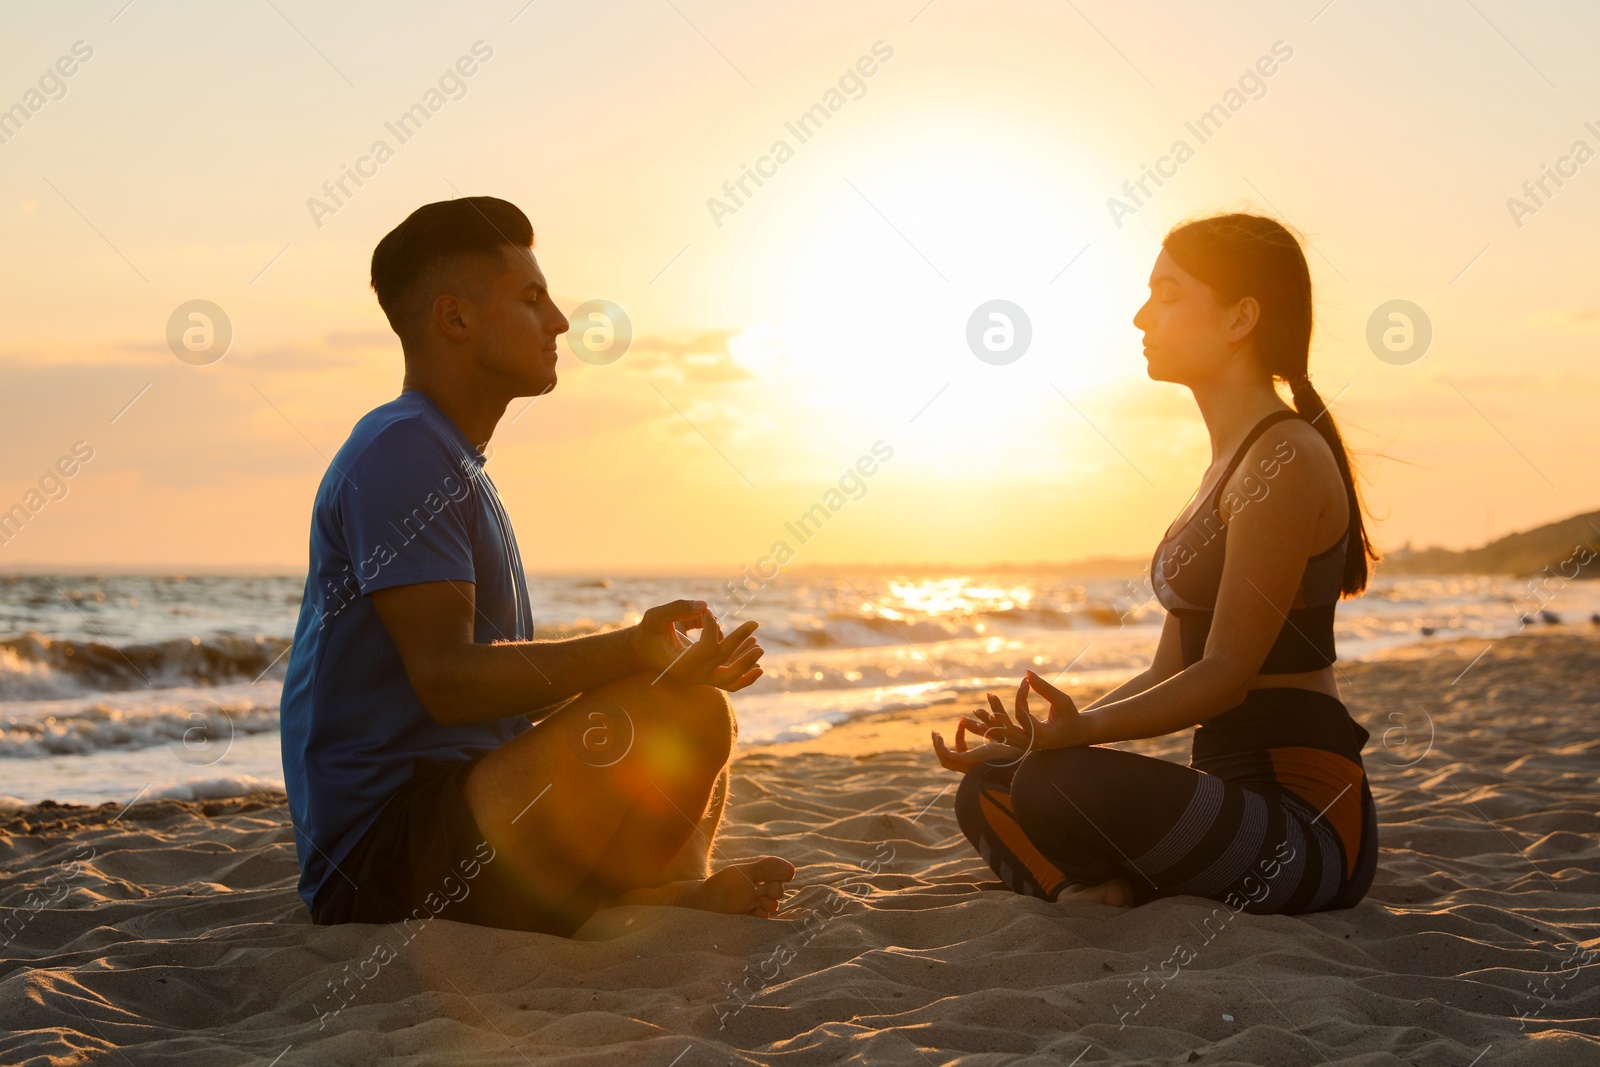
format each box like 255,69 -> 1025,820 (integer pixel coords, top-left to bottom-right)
1,0 -> 1595,572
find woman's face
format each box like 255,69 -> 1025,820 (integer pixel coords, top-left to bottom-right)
1132,248 -> 1254,386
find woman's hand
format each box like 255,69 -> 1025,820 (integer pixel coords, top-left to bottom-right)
931,710 -> 1027,773
962,671 -> 1091,752
932,688 -> 1017,772
633,600 -> 765,692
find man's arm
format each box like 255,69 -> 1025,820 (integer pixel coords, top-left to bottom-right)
370,580 -> 762,727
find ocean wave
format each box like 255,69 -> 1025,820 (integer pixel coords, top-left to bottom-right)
751,602 -> 1155,650
979,604 -> 1141,627
755,659 -> 975,692
149,774 -> 284,801
0,697 -> 279,758
0,632 -> 291,700
757,614 -> 984,649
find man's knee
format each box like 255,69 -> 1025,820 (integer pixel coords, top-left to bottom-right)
645,680 -> 735,770
675,682 -> 736,752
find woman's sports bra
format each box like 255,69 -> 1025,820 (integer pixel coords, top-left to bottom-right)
1150,410 -> 1348,674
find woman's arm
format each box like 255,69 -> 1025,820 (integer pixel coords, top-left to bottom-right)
1072,425 -> 1336,744
1082,612 -> 1186,710
991,424 -> 1341,749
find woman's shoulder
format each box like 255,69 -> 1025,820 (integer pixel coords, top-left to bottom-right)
1233,411 -> 1339,484
1219,411 -> 1347,534
1204,412 -> 1336,516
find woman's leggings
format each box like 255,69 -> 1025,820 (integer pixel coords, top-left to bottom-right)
955,745 -> 1378,915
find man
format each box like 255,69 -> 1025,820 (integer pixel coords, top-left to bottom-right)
280,196 -> 793,937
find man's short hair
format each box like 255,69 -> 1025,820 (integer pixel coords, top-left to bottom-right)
370,196 -> 534,333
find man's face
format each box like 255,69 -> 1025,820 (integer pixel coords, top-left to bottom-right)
463,245 -> 569,398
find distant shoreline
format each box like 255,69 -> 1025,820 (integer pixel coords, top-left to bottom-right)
0,560 -> 1156,579
11,505 -> 1598,581
9,559 -> 1596,581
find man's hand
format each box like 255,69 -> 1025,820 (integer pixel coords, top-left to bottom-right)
632,600 -> 765,692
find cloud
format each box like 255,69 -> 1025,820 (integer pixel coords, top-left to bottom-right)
1529,307 -> 1600,333
619,329 -> 753,384
650,395 -> 777,449
0,330 -> 393,374
0,341 -> 169,368
325,330 -> 394,350
226,339 -> 383,374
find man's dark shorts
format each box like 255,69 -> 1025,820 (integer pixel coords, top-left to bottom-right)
309,754 -> 590,937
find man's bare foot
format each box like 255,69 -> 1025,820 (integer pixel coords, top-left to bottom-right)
1056,877 -> 1134,907
622,857 -> 796,917
679,856 -> 795,917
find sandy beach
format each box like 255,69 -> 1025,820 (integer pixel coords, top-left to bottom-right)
3,629 -> 1597,1065
6,1 -> 1598,1062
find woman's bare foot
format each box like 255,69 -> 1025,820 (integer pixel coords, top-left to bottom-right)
1056,877 -> 1134,907
624,857 -> 796,917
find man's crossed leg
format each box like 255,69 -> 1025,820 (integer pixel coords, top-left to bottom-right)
464,670 -> 793,931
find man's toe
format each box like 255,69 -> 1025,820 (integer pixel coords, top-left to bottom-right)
750,856 -> 795,882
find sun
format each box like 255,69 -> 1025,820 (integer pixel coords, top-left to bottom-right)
708,115 -> 1157,473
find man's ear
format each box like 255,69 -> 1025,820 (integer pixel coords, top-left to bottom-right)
432,292 -> 471,342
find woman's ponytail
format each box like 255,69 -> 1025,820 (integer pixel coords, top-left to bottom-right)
1287,374 -> 1374,596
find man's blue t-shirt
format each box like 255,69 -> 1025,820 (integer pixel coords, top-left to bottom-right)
280,391 -> 532,909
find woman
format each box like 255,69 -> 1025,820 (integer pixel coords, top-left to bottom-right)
933,213 -> 1379,915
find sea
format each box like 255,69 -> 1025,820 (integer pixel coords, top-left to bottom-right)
3,569 -> 1596,809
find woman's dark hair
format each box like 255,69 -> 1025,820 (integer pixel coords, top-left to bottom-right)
370,196 -> 534,331
1162,212 -> 1377,596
